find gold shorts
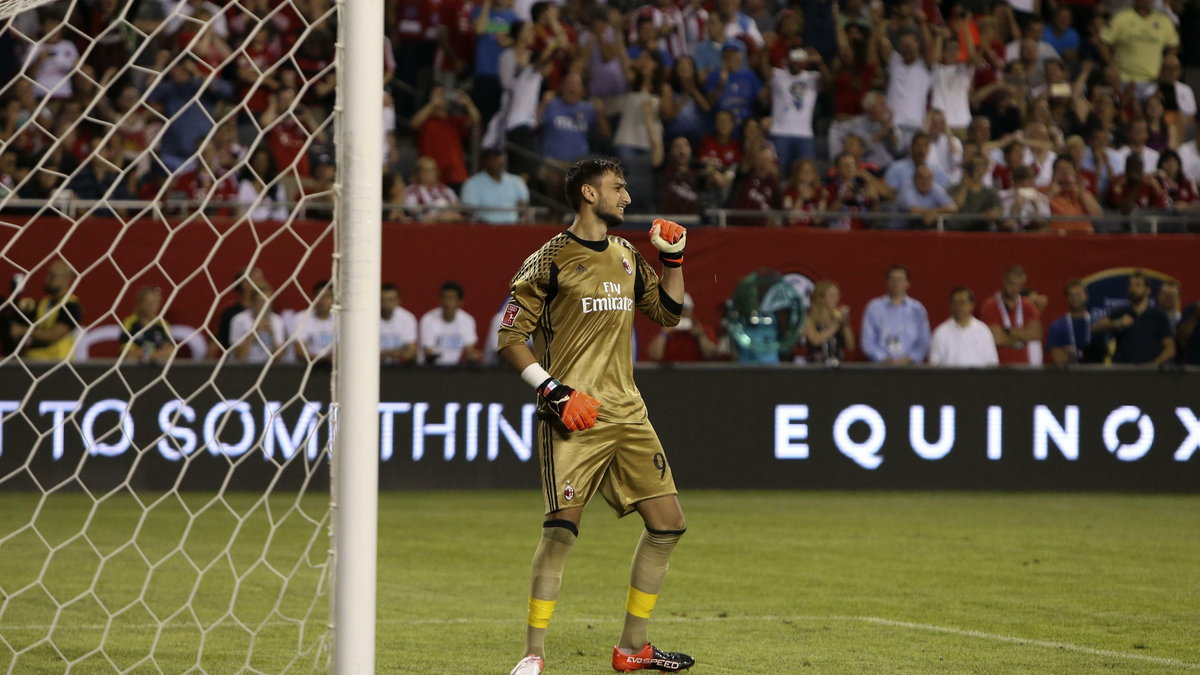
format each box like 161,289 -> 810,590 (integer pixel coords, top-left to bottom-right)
538,418 -> 678,516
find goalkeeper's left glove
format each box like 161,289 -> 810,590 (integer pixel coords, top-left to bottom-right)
649,218 -> 687,268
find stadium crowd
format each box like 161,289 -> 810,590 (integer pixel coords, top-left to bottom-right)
1,0 -> 1200,230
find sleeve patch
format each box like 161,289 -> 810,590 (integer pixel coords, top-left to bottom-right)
501,303 -> 522,327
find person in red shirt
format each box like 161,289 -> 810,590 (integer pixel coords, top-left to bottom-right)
260,87 -> 326,184
1155,149 -> 1200,212
991,140 -> 1025,191
647,293 -> 720,362
979,265 -> 1043,366
729,147 -> 782,226
530,2 -> 576,91
1108,155 -> 1167,215
825,151 -> 880,229
410,85 -> 481,189
697,110 -> 741,170
782,158 -> 826,226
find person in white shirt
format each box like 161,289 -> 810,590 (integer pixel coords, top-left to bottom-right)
930,287 -> 1000,367
380,281 -> 418,364
419,281 -> 482,366
924,109 -> 964,184
26,14 -> 80,100
229,283 -> 287,364
293,279 -> 335,363
879,27 -> 934,139
1106,118 -> 1160,177
930,28 -> 976,135
764,47 -> 824,175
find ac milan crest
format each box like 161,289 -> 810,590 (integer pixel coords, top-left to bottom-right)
621,256 -> 633,275
563,483 -> 575,501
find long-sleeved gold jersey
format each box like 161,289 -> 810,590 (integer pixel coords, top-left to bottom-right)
498,231 -> 682,423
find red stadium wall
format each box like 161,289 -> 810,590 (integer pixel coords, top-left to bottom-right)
2,218 -> 1198,361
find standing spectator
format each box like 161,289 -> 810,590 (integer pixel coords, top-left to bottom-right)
1093,271 -> 1175,364
782,159 -> 827,226
949,154 -> 1002,230
538,73 -> 610,200
404,157 -> 464,223
1004,16 -> 1059,63
828,91 -> 903,169
1158,280 -> 1183,332
800,0 -> 839,60
894,164 -> 958,229
704,41 -> 764,130
659,136 -> 720,216
412,85 -> 481,190
380,282 -> 418,365
1046,156 -> 1103,233
826,151 -> 881,229
1099,0 -> 1179,85
879,24 -> 934,140
627,14 -> 675,68
579,8 -> 630,111
930,287 -> 1000,367
803,280 -> 856,364
614,51 -> 667,212
393,0 -> 439,116
693,12 -> 729,80
979,265 -> 1043,366
293,280 -> 335,363
461,149 -> 530,224
529,2 -> 576,90
662,56 -> 712,150
120,285 -> 175,364
1047,279 -> 1107,365
259,86 -> 325,190
1043,6 -> 1081,65
768,9 -> 804,68
10,260 -> 83,362
728,147 -> 781,226
860,265 -> 931,364
487,20 -> 547,180
471,0 -> 519,126
930,27 -> 976,136
628,0 -> 687,65
230,283 -> 286,364
884,132 -> 950,194
149,55 -> 231,172
765,47 -> 824,173
829,22 -> 881,123
419,280 -> 482,366
681,0 -> 711,54
25,12 -> 80,101
647,293 -> 719,362
719,0 -> 766,49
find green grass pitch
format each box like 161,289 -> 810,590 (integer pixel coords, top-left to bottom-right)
0,490 -> 1197,673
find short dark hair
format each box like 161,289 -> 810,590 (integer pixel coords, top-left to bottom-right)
886,264 -> 909,281
1129,270 -> 1147,284
381,282 -> 399,293
313,279 -> 331,294
564,158 -> 625,211
1064,278 -> 1085,295
441,280 -> 465,299
508,19 -> 526,40
950,286 -> 974,302
530,2 -> 550,23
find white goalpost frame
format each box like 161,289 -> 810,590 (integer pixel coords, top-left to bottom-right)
332,0 -> 383,671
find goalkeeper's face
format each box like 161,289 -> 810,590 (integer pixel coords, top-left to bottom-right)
591,172 -> 631,228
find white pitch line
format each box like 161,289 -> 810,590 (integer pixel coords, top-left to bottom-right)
8,614 -> 1198,669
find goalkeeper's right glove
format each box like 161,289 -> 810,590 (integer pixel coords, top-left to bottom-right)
537,378 -> 601,432
649,218 -> 687,267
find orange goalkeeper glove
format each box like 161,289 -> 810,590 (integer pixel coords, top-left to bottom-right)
649,218 -> 686,267
537,378 -> 601,432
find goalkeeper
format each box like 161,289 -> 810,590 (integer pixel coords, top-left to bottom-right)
497,158 -> 694,674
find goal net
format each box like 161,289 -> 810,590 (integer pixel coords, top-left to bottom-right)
0,0 -> 378,670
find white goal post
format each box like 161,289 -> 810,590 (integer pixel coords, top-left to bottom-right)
0,0 -> 382,670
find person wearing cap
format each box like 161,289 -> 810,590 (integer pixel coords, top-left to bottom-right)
703,39 -> 763,130
761,46 -> 825,175
461,149 -> 531,224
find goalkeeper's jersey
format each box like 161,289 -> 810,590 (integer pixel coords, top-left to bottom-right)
498,230 -> 682,424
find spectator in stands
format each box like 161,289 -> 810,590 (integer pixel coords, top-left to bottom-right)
380,282 -> 418,365
1154,149 -> 1199,213
628,0 -> 687,65
10,260 -> 82,362
230,282 -> 286,364
1145,55 -> 1195,129
530,1 -> 576,88
471,0 -> 519,126
461,149 -> 530,224
1004,16 -> 1058,64
719,0 -> 765,49
949,154 -> 1002,230
829,22 -> 880,125
737,117 -> 776,175
879,20 -> 934,140
1099,0 -> 1179,85
659,136 -> 722,216
973,64 -> 1027,139
768,9 -> 804,68
647,293 -> 719,362
149,53 -> 231,172
412,86 -> 480,191
930,27 -> 976,138
27,11 -> 80,101
764,47 -> 825,173
1093,271 -> 1175,365
1109,119 -> 1160,179
704,40 -> 764,130
1081,127 -> 1116,197
991,140 -> 1027,191
1047,279 -> 1107,365
803,280 -> 856,364
419,280 -> 482,366
1142,95 -> 1174,153
729,147 -> 781,226
538,72 -> 610,203
614,50 -> 667,211
212,267 -> 267,357
294,279 -> 335,364
69,135 -> 136,204
895,164 -> 958,229
662,56 -> 711,150
1178,299 -> 1200,365
1110,153 -> 1165,217
783,158 -> 826,226
120,286 -> 175,364
861,264 -> 931,364
1046,156 -> 1103,234
579,7 -> 630,113
1064,135 -> 1100,196
930,286 -> 1000,367
237,147 -> 290,222
826,151 -> 881,229
1043,6 -> 1081,66
260,86 -> 327,192
979,265 -> 1043,366
487,20 -> 546,181
828,91 -> 902,170
924,109 -> 963,183
1001,166 -> 1050,231
1158,280 -> 1183,332
698,110 -> 742,172
628,13 -> 675,67
404,157 -> 464,223
693,11 -> 728,80
884,132 -> 950,195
